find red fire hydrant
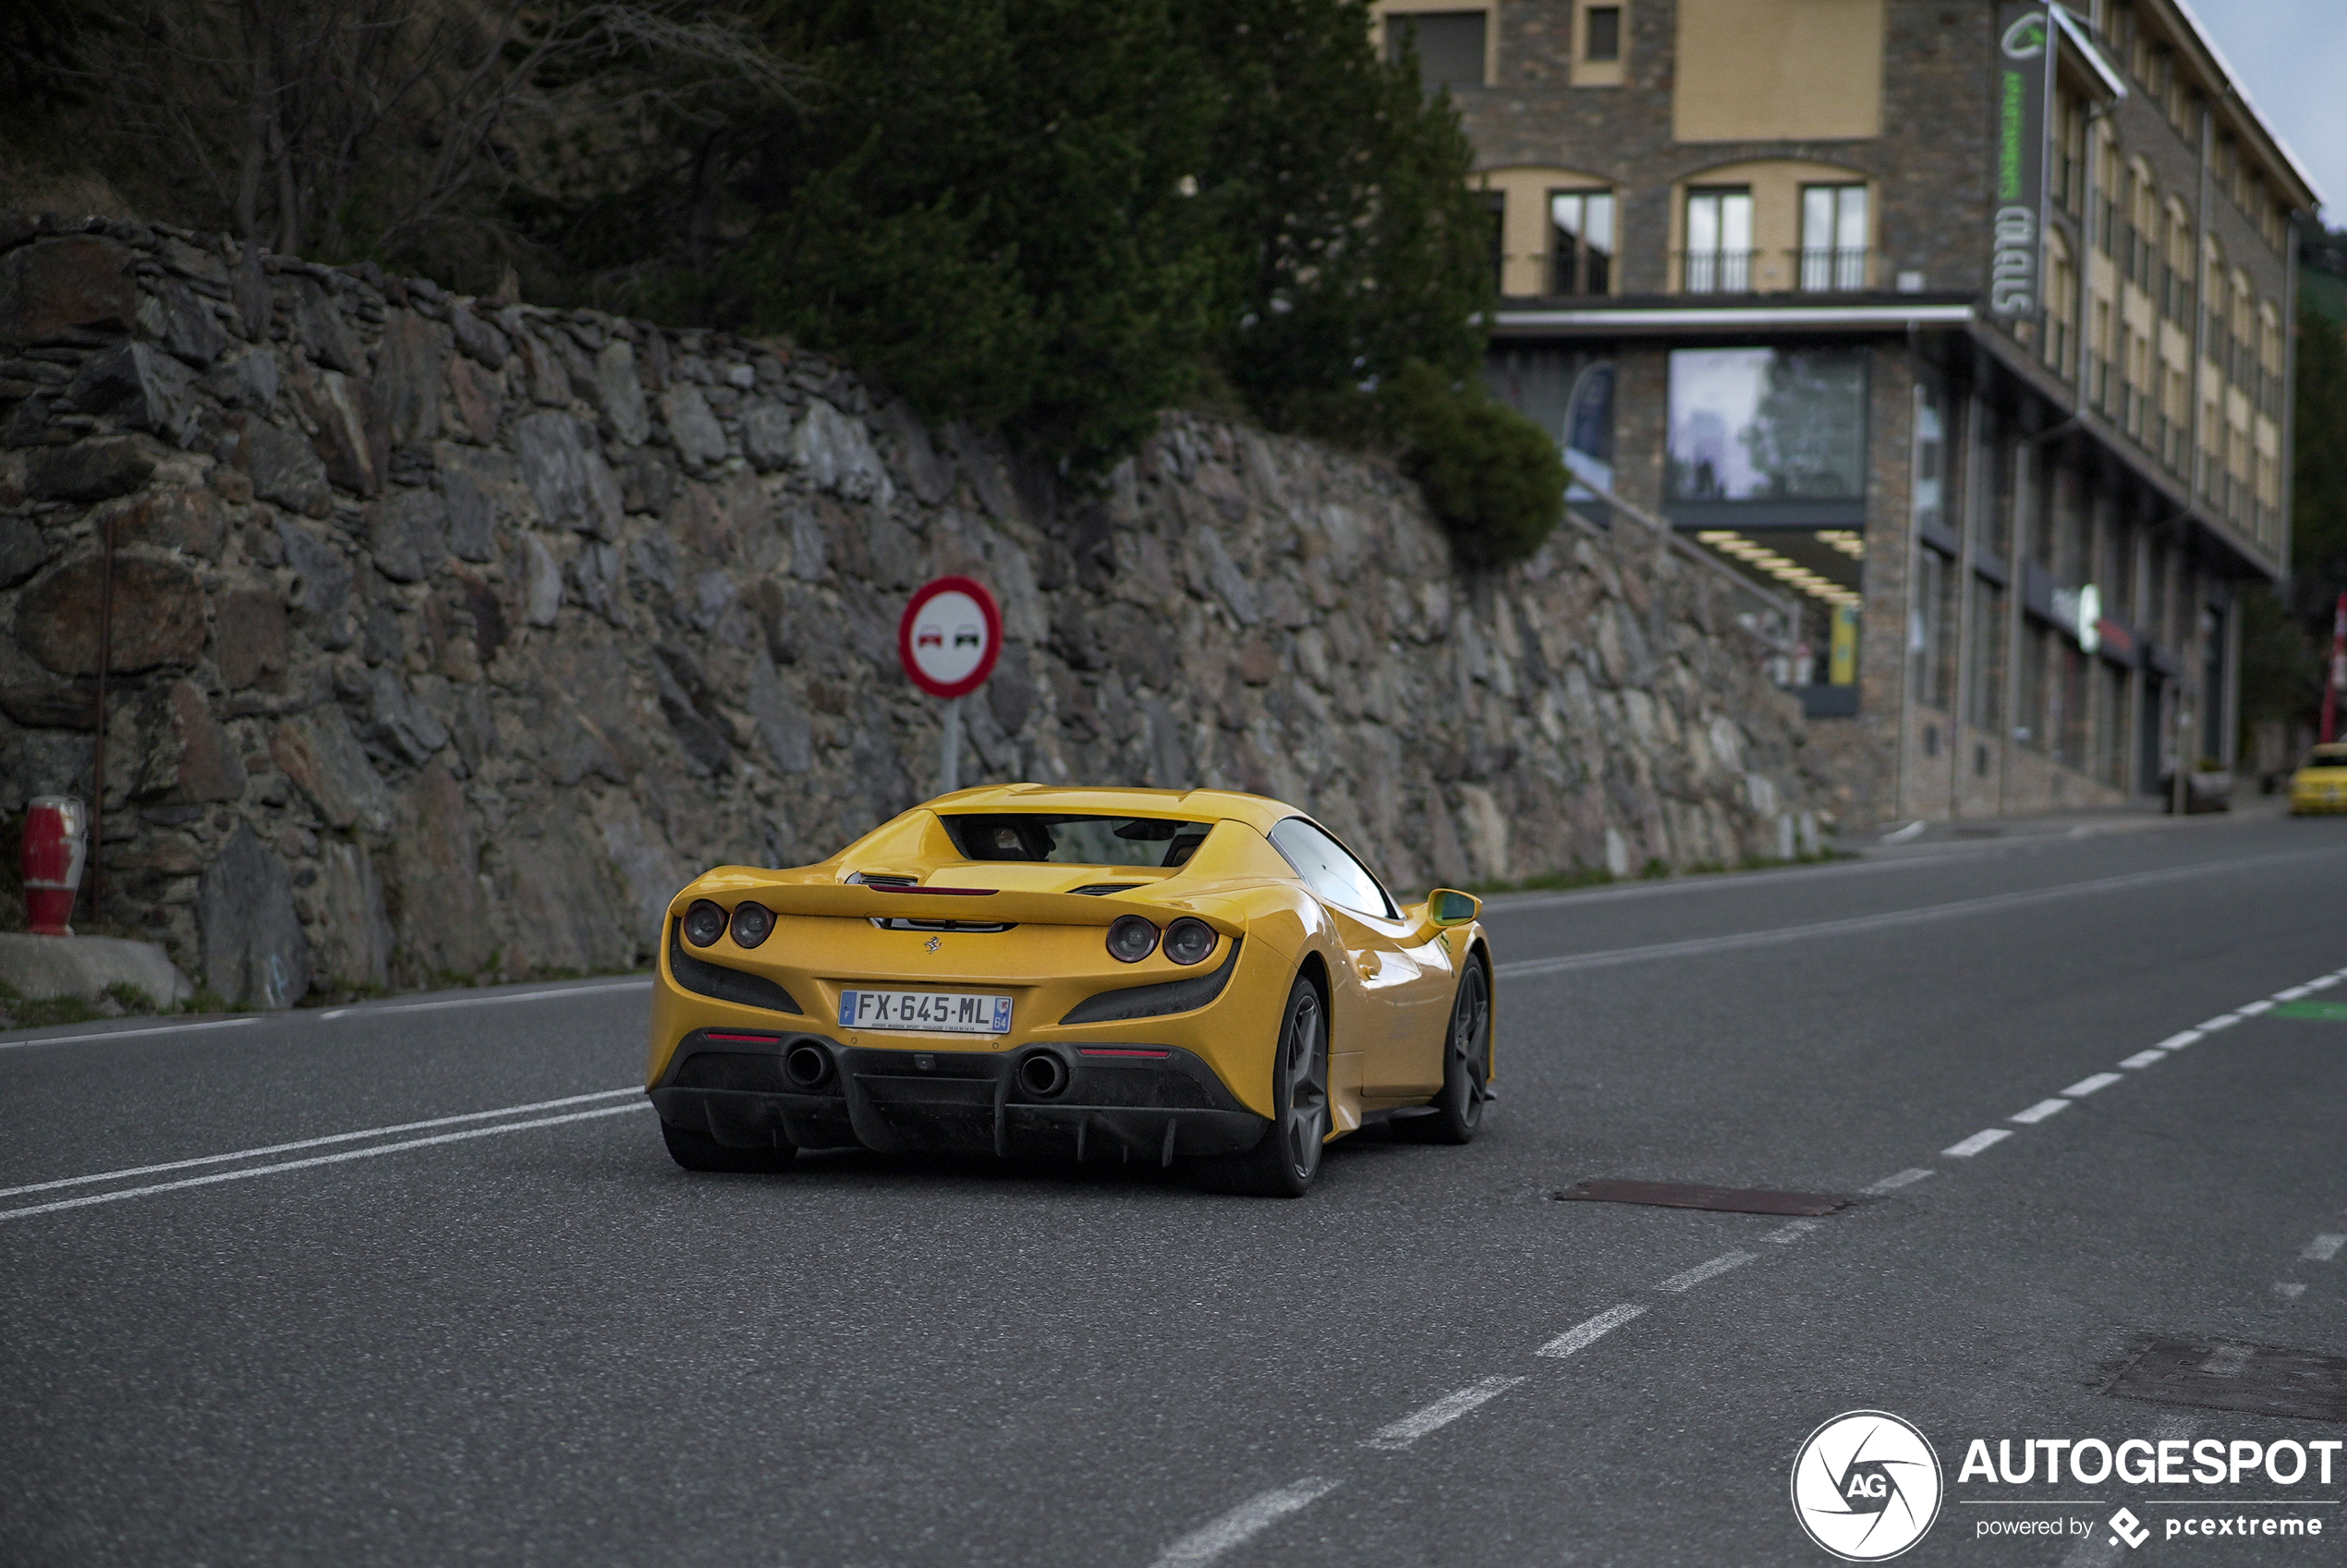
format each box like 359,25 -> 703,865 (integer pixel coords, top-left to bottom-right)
22,795 -> 88,937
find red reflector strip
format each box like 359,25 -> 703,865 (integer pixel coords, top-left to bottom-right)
877,886 -> 999,896
705,1032 -> 782,1044
1078,1048 -> 1172,1059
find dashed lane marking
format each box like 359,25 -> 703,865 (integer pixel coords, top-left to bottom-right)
1147,1477 -> 1343,1568
2196,1014 -> 2242,1032
1863,1168 -> 1935,1194
2274,986 -> 2316,1001
2304,1234 -> 2346,1263
2118,1050 -> 2169,1069
1764,1218 -> 1825,1244
1944,1128 -> 2013,1158
1537,1304 -> 1645,1357
1656,1250 -> 1757,1293
0,1102 -> 651,1223
1360,1378 -> 1527,1451
0,1088 -> 643,1201
2152,1028 -> 2205,1051
2012,1098 -> 2072,1124
0,1017 -> 258,1052
2277,1282 -> 2308,1300
2062,1073 -> 2124,1097
2237,999 -> 2276,1016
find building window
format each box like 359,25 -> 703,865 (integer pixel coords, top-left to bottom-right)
1968,579 -> 2006,735
1798,184 -> 1868,291
1584,5 -> 1621,60
1386,10 -> 1488,91
1666,346 -> 1867,500
1913,544 -> 1955,713
1481,191 -> 1505,292
1548,189 -> 1615,296
1683,187 -> 1752,293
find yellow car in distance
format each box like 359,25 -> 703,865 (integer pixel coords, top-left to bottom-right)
646,785 -> 1494,1197
2290,744 -> 2347,814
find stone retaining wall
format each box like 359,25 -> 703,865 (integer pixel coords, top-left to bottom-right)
0,212 -> 1826,1004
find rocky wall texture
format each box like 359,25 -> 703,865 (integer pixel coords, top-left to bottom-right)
0,211 -> 1825,1005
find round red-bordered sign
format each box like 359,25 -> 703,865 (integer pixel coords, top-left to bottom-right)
898,577 -> 1002,699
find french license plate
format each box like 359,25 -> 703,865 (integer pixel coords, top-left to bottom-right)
837,990 -> 1013,1034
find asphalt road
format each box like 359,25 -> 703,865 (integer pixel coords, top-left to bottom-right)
6,810 -> 2347,1566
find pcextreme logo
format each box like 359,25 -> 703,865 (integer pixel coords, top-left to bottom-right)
1792,1411 -> 1946,1561
2001,12 -> 2049,59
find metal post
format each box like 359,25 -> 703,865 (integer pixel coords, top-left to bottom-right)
2172,707 -> 2191,816
938,696 -> 962,796
2323,592 -> 2346,744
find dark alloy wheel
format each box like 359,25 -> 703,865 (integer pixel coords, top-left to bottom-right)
1401,957 -> 1490,1145
661,1119 -> 797,1173
1200,975 -> 1330,1197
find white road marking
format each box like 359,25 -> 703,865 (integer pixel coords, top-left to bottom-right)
2304,975 -> 2341,991
1944,1128 -> 2013,1158
316,978 -> 651,1020
0,1016 -> 258,1052
2276,1282 -> 2307,1300
1492,852 -> 2343,978
2118,1049 -> 2169,1069
1360,1377 -> 1526,1451
2061,1073 -> 2123,1098
0,1088 -> 643,1200
0,1103 -> 651,1223
1148,1477 -> 1342,1568
2152,1029 -> 2205,1051
1538,1304 -> 1646,1357
1657,1250 -> 1757,1293
2196,1014 -> 2241,1031
1863,1168 -> 1935,1194
1763,1219 -> 1823,1244
2303,1234 -> 2346,1263
2237,999 -> 2275,1016
2012,1099 -> 2071,1124
2274,986 -> 2315,1001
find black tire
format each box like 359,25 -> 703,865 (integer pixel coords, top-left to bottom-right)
1199,975 -> 1330,1197
1403,957 -> 1491,1145
661,1120 -> 797,1173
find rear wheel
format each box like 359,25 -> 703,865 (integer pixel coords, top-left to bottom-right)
1405,958 -> 1490,1145
661,1120 -> 797,1173
1200,976 -> 1329,1197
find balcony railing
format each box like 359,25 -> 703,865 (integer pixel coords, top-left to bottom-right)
1679,249 -> 1756,294
1794,247 -> 1869,292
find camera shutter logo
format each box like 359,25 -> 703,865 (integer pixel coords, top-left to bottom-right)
1791,1410 -> 1944,1561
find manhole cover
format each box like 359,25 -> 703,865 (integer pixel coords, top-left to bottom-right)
2271,1001 -> 2347,1022
2105,1337 -> 2347,1424
1551,1179 -> 1853,1216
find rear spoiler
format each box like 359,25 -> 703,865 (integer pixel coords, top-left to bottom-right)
677,878 -> 1246,939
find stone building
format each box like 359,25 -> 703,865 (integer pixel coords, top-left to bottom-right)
1376,0 -> 2319,820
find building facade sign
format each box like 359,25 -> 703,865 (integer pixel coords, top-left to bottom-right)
1989,3 -> 2051,319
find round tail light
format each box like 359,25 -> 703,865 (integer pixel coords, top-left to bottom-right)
1163,917 -> 1216,966
682,899 -> 727,947
1106,915 -> 1160,963
731,901 -> 774,948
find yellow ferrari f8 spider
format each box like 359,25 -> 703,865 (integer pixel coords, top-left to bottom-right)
646,785 -> 1493,1196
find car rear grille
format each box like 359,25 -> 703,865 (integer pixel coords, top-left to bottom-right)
669,924 -> 802,1014
672,1051 -> 793,1093
1060,940 -> 1242,1025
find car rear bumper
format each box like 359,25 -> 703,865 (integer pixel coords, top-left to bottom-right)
649,1027 -> 1271,1162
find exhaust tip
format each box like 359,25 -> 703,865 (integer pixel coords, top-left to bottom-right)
1017,1051 -> 1069,1099
784,1041 -> 833,1089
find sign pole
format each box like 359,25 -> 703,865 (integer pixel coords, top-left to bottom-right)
898,575 -> 1001,801
939,696 -> 963,796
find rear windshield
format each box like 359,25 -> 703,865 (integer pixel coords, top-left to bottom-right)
2304,749 -> 2347,771
942,814 -> 1214,868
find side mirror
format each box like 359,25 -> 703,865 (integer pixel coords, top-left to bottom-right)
1429,889 -> 1480,928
